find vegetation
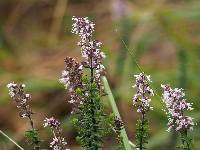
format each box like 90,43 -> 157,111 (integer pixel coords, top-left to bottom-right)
0,1 -> 200,150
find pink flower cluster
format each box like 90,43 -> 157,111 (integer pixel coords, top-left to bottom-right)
44,117 -> 60,129
44,117 -> 70,150
59,57 -> 83,113
7,82 -> 32,118
72,16 -> 95,42
161,84 -> 194,131
49,136 -> 69,150
59,57 -> 83,91
71,16 -> 106,89
132,73 -> 154,114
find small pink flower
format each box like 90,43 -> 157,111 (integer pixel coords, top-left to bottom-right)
132,73 -> 154,113
7,82 -> 32,118
161,84 -> 194,131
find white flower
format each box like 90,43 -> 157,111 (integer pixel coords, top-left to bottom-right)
25,94 -> 30,98
7,82 -> 17,88
50,137 -> 59,148
61,71 -> 67,77
7,82 -> 17,97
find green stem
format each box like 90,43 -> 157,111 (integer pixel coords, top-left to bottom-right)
102,76 -> 135,150
139,114 -> 145,150
89,50 -> 98,150
27,116 -> 40,150
0,130 -> 24,150
129,141 -> 136,148
180,129 -> 196,150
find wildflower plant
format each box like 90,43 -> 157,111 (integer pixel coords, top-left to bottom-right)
132,73 -> 154,150
7,82 -> 40,149
4,16 -> 198,150
44,117 -> 70,150
161,84 -> 195,149
59,16 -> 112,150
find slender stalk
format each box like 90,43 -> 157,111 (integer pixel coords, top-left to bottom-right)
180,129 -> 196,150
27,115 -> 40,150
139,114 -> 145,150
89,48 -> 98,150
179,110 -> 195,150
120,38 -> 166,109
181,130 -> 189,149
129,141 -> 136,148
138,83 -> 148,150
0,130 -> 24,150
102,76 -> 134,150
28,115 -> 34,129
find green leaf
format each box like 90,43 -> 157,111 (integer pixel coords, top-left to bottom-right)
25,129 -> 40,149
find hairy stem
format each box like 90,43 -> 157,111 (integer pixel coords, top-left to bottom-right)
28,115 -> 34,129
138,81 -> 148,150
139,113 -> 145,150
27,115 -> 40,150
89,52 -> 98,150
180,129 -> 190,150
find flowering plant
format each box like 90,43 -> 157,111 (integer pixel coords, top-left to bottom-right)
59,16 -> 116,150
132,73 -> 154,150
44,117 -> 70,150
7,82 -> 40,149
161,84 -> 195,149
4,16 -> 197,150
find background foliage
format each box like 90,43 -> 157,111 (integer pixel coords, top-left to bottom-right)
0,0 -> 200,149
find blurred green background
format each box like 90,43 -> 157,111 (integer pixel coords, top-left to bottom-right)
0,0 -> 200,149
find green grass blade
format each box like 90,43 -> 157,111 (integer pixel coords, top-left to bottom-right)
0,130 -> 24,150
102,76 -> 135,150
